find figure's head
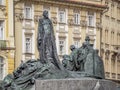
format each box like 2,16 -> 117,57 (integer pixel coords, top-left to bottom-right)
70,45 -> 76,51
43,10 -> 49,19
82,42 -> 87,47
85,36 -> 90,41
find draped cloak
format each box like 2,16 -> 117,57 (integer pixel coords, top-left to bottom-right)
37,18 -> 62,70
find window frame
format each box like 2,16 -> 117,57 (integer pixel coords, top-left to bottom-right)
59,11 -> 66,23
59,39 -> 65,55
24,5 -> 32,19
74,39 -> 80,48
88,12 -> 95,27
74,13 -> 80,25
0,56 -> 4,80
25,37 -> 32,53
0,0 -> 3,5
0,21 -> 4,40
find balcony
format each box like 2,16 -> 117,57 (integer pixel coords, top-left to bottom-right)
0,40 -> 7,49
0,40 -> 15,50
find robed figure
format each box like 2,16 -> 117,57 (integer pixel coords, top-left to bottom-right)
37,11 -> 62,70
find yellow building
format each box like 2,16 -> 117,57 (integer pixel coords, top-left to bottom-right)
14,0 -> 106,68
101,0 -> 120,84
0,0 -> 15,80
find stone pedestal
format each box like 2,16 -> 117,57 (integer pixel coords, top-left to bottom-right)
35,78 -> 116,90
25,85 -> 35,90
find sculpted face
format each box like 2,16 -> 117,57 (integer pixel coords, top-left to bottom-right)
43,10 -> 48,18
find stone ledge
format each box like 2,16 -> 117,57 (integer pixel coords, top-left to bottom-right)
35,78 -> 116,90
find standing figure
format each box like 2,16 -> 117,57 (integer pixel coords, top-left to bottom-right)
37,10 -> 62,70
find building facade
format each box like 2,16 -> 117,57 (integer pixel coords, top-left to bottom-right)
14,0 -> 106,68
0,0 -> 15,80
101,0 -> 120,84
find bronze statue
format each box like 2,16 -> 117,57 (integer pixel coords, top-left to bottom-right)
37,10 -> 62,70
62,36 -> 105,79
0,11 -> 105,90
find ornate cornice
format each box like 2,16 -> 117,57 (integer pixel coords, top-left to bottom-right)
0,5 -> 7,16
15,13 -> 24,21
48,0 -> 107,10
96,22 -> 102,29
16,0 -> 107,11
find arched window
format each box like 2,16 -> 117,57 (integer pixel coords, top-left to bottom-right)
0,56 -> 4,80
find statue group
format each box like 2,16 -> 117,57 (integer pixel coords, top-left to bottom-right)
0,11 -> 105,90
62,36 -> 105,79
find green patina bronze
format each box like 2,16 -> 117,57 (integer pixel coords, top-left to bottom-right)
0,11 -> 105,90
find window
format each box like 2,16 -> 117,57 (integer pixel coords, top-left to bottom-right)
59,39 -> 65,55
111,32 -> 114,45
88,12 -> 95,26
117,7 -> 120,19
117,34 -> 119,45
0,57 -> 4,80
24,5 -> 32,19
74,13 -> 80,25
0,21 -> 4,40
74,39 -> 80,48
59,11 -> 65,23
0,0 -> 3,5
25,37 -> 32,53
111,4 -> 114,17
105,30 -> 108,43
119,34 -> 120,45
90,40 -> 95,46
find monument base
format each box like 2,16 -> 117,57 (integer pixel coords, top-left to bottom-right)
35,78 -> 116,90
24,85 -> 35,90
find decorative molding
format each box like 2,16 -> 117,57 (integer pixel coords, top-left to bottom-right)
34,15 -> 42,23
112,73 -> 116,79
111,52 -> 117,60
101,48 -> 104,53
96,22 -> 102,29
0,6 -> 7,16
105,50 -> 110,60
111,1 -> 115,6
105,0 -> 109,5
117,53 -> 120,60
105,26 -> 109,30
67,19 -> 73,26
59,8 -> 65,11
117,48 -> 120,61
105,44 -> 109,49
15,13 -> 24,21
117,3 -> 120,8
73,9 -> 80,13
51,17 -> 57,24
43,5 -> 50,10
14,0 -> 20,1
80,20 -> 87,27
101,48 -> 104,58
